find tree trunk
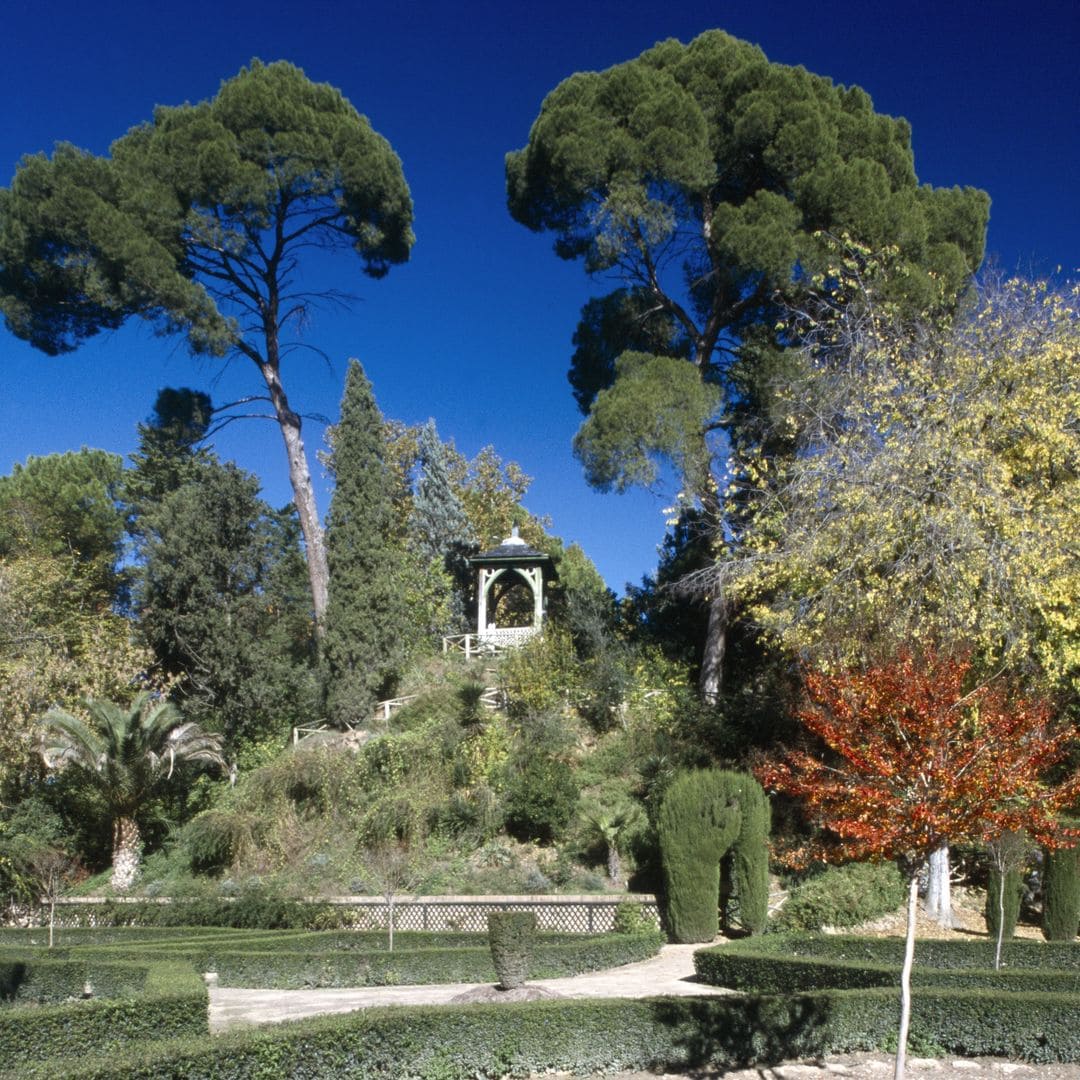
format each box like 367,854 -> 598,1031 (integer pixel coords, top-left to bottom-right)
895,869 -> 919,1080
924,844 -> 953,928
607,842 -> 622,886
387,894 -> 395,953
111,817 -> 141,893
699,592 -> 728,704
994,869 -> 1006,971
258,357 -> 330,630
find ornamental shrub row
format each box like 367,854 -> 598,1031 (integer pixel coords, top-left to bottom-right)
694,933 -> 1080,996
0,961 -> 206,1069
126,930 -> 663,989
8,987 -> 1080,1079
0,953 -> 158,1003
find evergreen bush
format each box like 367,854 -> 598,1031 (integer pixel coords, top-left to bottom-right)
985,867 -> 1024,943
1043,826 -> 1080,942
657,769 -> 769,942
776,861 -> 906,931
487,911 -> 536,989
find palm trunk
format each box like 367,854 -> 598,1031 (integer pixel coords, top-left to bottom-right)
607,842 -> 622,886
895,869 -> 919,1080
111,816 -> 141,893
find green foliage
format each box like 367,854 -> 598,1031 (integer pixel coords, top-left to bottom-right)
695,933 -> 1080,993
612,901 -> 652,935
657,769 -> 769,942
508,28 -> 988,512
1043,830 -> 1080,942
487,911 -> 537,989
0,449 -> 124,590
503,753 -> 579,846
985,868 -> 1025,943
324,361 -> 413,724
0,59 -> 414,628
776,862 -> 906,932
40,694 -> 225,889
0,960 -> 205,1067
13,986 -> 1080,1079
134,453 -> 318,751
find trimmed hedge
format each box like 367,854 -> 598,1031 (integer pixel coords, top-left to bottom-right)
0,954 -> 155,1003
7,987 -> 1080,1079
1043,831 -> 1080,941
24,928 -> 659,989
695,933 -> 1080,995
487,911 -> 536,989
658,769 -> 769,942
160,931 -> 662,989
0,961 -> 206,1069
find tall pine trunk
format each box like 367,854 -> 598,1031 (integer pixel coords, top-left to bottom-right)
699,592 -> 728,703
258,332 -> 329,631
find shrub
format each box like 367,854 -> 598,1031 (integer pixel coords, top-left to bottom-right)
612,901 -> 651,935
985,867 -> 1024,942
657,769 -> 769,942
775,861 -> 906,931
503,755 -> 579,845
12,988 -> 1080,1079
487,911 -> 536,989
1043,827 -> 1080,942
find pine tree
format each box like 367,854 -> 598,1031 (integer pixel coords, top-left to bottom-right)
323,361 -> 411,726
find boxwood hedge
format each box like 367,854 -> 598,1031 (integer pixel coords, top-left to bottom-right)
0,960 -> 207,1069
6,987 -> 1080,1079
695,933 -> 1080,1000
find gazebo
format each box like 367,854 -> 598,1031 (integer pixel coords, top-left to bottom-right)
469,527 -> 555,650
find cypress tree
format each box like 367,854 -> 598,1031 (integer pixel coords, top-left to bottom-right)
985,867 -> 1024,942
1043,822 -> 1080,942
323,361 -> 411,726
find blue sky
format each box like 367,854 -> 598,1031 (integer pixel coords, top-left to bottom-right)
2,0 -> 1077,592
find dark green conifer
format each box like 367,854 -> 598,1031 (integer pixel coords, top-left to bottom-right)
1043,824 -> 1080,942
323,361 -> 411,725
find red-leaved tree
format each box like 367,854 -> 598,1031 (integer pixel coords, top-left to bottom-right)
757,648 -> 1079,1080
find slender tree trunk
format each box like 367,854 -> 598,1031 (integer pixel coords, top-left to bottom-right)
994,870 -> 1006,971
111,817 -> 141,893
699,592 -> 728,704
387,894 -> 395,953
257,356 -> 330,630
895,870 -> 919,1080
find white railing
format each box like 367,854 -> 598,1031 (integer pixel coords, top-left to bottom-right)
443,626 -> 540,658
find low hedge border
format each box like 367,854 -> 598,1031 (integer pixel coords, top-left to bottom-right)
170,930 -> 661,989
0,961 -> 206,1069
694,933 -> 1080,996
63,930 -> 662,989
7,987 -> 1080,1079
0,954 -> 154,1003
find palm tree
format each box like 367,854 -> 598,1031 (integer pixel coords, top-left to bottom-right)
40,694 -> 224,891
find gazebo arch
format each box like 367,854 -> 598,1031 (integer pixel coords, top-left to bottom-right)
470,528 -> 555,650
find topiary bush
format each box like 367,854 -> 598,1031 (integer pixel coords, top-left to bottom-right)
657,769 -> 769,942
776,861 -> 906,931
487,911 -> 536,989
985,867 -> 1024,943
1043,825 -> 1080,942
